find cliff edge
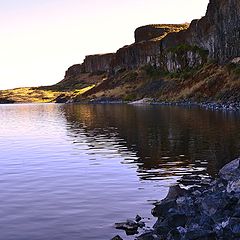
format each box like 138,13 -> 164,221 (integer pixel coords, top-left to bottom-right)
68,0 -> 239,76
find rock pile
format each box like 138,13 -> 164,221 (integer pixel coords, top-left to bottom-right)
137,158 -> 240,240
114,215 -> 145,236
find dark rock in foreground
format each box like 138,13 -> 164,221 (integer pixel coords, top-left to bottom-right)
114,217 -> 146,236
136,157 -> 240,240
0,98 -> 15,104
111,235 -> 123,240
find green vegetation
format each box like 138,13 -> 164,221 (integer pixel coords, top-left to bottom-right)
143,64 -> 200,80
168,44 -> 209,59
124,93 -> 137,101
167,67 -> 200,80
142,64 -> 167,78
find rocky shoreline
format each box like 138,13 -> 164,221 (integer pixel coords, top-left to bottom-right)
75,98 -> 240,112
112,158 -> 240,240
152,101 -> 240,112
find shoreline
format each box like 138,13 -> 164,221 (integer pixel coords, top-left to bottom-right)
112,157 -> 240,240
72,98 -> 240,112
1,98 -> 240,112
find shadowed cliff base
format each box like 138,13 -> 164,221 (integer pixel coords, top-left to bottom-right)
74,62 -> 240,104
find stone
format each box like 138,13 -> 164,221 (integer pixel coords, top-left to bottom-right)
134,158 -> 240,239
201,192 -> 229,217
137,232 -> 158,240
228,218 -> 240,237
155,224 -> 171,236
135,214 -> 142,222
111,235 -> 123,240
114,219 -> 141,235
152,199 -> 176,217
231,57 -> 240,64
114,220 -> 138,231
165,185 -> 187,200
167,213 -> 187,228
184,229 -> 217,240
233,208 -> 240,218
227,179 -> 240,193
231,223 -> 240,237
219,158 -> 240,181
166,228 -> 182,240
176,196 -> 197,217
138,221 -> 146,228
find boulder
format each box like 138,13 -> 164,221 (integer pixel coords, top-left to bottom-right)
219,158 -> 240,181
137,157 -> 240,240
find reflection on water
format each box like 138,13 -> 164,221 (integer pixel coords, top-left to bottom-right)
64,104 -> 240,177
0,103 -> 239,240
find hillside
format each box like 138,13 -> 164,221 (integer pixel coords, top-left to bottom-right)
1,0 -> 239,104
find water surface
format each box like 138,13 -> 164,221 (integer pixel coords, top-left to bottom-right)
0,104 -> 240,240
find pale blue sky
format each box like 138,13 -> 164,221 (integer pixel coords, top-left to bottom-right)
0,0 -> 209,90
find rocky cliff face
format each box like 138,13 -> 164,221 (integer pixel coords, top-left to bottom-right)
113,41 -> 160,71
83,53 -> 115,73
67,0 -> 240,76
185,0 -> 240,63
162,0 -> 240,64
64,64 -> 84,80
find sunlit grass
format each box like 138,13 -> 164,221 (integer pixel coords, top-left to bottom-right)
72,85 -> 95,96
0,85 -> 96,103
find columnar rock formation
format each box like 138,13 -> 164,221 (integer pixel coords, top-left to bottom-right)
83,53 -> 115,73
187,0 -> 240,63
66,0 -> 240,77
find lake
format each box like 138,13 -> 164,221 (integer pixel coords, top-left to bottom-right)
0,103 -> 240,240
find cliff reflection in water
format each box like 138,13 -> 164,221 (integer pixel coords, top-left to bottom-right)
62,104 -> 240,180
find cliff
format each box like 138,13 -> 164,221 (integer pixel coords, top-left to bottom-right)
71,0 -> 239,75
187,0 -> 240,63
161,0 -> 240,63
83,53 -> 115,73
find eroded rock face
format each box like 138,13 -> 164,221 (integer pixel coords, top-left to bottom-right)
83,53 -> 115,73
186,0 -> 240,63
165,48 -> 207,72
117,0 -> 240,71
113,41 -> 161,71
64,64 -> 84,79
68,0 -> 240,76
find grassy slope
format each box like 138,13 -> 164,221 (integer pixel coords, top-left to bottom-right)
0,88 -> 62,103
0,73 -> 105,103
79,63 -> 240,103
1,63 -> 239,104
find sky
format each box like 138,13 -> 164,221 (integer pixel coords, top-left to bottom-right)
0,0 -> 209,90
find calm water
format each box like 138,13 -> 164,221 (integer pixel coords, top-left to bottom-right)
0,104 -> 240,240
